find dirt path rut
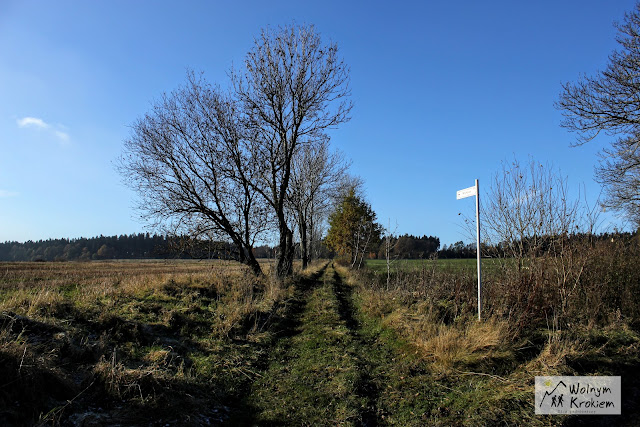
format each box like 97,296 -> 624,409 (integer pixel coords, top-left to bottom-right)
229,263 -> 386,425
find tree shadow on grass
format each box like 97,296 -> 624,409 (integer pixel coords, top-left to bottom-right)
225,264 -> 328,425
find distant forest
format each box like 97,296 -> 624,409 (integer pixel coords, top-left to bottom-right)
4,232 -> 630,262
0,234 -> 176,262
0,233 -> 468,262
0,234 -> 312,262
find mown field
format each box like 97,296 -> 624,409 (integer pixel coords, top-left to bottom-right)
1,253 -> 639,425
366,257 -> 513,274
367,258 -> 475,271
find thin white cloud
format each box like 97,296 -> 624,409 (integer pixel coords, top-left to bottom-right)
16,116 -> 70,144
17,116 -> 48,128
0,190 -> 19,198
54,130 -> 70,143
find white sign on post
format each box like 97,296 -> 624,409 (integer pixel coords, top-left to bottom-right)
456,185 -> 477,200
457,180 -> 482,320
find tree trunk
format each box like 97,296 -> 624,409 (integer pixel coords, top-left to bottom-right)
244,249 -> 263,276
308,207 -> 315,263
234,238 -> 263,276
276,227 -> 294,278
299,213 -> 309,270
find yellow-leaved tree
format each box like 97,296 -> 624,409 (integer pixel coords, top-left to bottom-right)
325,189 -> 381,268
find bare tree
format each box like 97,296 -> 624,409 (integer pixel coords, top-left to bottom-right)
118,73 -> 269,275
477,158 -> 599,321
287,140 -> 349,268
596,133 -> 640,223
231,23 -> 352,278
556,2 -> 640,226
480,158 -> 580,265
119,24 -> 352,278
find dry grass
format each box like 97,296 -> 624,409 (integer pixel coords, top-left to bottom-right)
0,259 -> 298,425
418,317 -> 508,370
0,260 -> 284,332
345,240 -> 640,425
376,299 -> 510,373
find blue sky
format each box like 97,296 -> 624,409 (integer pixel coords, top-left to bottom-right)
0,0 -> 636,246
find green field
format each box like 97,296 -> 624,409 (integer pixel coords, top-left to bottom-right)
366,257 -> 499,273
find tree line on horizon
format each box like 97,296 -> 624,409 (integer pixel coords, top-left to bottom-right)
0,232 -> 452,262
1,229 -> 635,263
0,234 -> 173,262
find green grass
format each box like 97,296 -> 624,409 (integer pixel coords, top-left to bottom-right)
231,265 -> 367,425
234,263 -> 545,425
2,258 -> 638,425
366,257 -> 510,275
350,288 -> 539,425
366,258 -> 473,272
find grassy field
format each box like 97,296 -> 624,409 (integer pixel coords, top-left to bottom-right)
0,259 -> 288,425
366,257 -> 508,274
367,258 -> 476,272
1,257 -> 638,425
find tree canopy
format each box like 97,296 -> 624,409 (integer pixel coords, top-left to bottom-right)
377,234 -> 440,259
0,234 -> 172,262
325,189 -> 381,268
119,23 -> 352,277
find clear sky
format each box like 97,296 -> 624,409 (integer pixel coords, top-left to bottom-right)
1,0 -> 636,246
